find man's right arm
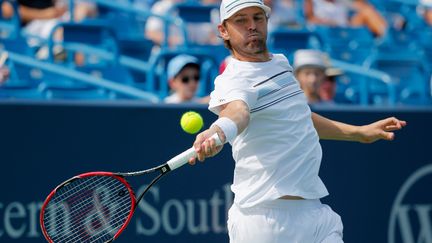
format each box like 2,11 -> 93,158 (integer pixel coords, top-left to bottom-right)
190,100 -> 250,163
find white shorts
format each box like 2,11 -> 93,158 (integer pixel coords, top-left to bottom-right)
227,199 -> 343,243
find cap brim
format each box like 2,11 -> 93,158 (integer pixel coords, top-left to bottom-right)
325,68 -> 344,77
222,4 -> 271,23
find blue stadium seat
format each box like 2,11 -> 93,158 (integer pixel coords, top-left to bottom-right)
328,47 -> 373,65
268,28 -> 319,62
96,9 -> 154,60
3,61 -> 44,88
365,51 -> 431,104
3,50 -> 159,101
314,26 -> 374,48
0,54 -> 45,99
333,73 -> 369,104
0,88 -> 45,99
314,26 -> 376,65
47,21 -> 120,65
169,2 -> 222,49
38,65 -> 135,100
44,88 -> 114,100
0,0 -> 20,39
0,37 -> 34,56
173,2 -> 217,23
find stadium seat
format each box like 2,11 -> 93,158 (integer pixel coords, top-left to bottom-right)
46,21 -> 120,65
333,73 -> 369,104
44,88 -> 114,100
0,0 -> 20,39
314,26 -> 374,48
328,47 -> 373,65
173,2 -> 217,24
3,61 -> 43,88
0,37 -> 34,56
0,88 -> 45,99
365,51 -> 431,104
0,53 -> 45,99
169,2 -> 223,50
94,9 -> 154,62
314,26 -> 376,65
3,51 -> 159,101
268,28 -> 319,62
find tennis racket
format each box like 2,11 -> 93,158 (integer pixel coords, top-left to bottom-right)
40,133 -> 222,243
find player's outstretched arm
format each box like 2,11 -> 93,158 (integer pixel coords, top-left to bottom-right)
311,112 -> 407,143
189,100 -> 250,164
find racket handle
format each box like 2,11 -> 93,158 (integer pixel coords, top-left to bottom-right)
167,133 -> 223,171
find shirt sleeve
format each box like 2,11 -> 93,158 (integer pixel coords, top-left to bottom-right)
208,85 -> 258,115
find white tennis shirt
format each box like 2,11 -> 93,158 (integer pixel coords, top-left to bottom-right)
209,54 -> 329,208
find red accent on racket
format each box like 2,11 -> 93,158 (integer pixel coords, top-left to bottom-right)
40,133 -> 222,243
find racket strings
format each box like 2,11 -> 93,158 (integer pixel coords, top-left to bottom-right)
45,177 -> 131,243
48,194 -> 132,242
48,183 -> 130,243
44,176 -> 125,227
53,197 -> 132,243
43,175 -> 133,243
44,176 -> 127,230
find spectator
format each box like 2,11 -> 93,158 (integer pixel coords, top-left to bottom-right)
5,0 -> 94,53
165,54 -> 209,104
305,0 -> 387,37
16,0 -> 96,36
294,49 -> 344,104
293,49 -> 328,104
319,67 -> 343,103
145,0 -> 182,46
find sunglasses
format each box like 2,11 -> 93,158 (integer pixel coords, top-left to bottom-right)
180,75 -> 200,84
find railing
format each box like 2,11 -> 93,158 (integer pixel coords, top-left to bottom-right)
330,58 -> 397,105
5,51 -> 160,102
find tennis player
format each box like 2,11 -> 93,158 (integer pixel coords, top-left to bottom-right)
188,0 -> 406,242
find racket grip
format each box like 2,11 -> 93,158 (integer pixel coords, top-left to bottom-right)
167,133 -> 223,171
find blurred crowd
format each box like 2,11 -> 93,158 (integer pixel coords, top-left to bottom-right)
1,0 -> 431,104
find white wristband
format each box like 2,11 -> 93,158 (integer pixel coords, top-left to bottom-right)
211,117 -> 238,143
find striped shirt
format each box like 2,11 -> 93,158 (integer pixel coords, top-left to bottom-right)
209,54 -> 328,208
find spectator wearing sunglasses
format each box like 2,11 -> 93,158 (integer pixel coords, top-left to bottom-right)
165,54 -> 209,104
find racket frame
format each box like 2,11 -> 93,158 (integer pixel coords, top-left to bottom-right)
40,133 -> 222,242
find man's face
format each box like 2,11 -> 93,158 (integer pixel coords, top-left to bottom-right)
171,66 -> 200,101
296,67 -> 326,92
219,7 -> 268,58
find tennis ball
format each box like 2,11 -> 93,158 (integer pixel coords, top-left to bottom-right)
180,111 -> 204,134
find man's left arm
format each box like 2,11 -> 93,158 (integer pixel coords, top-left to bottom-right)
311,112 -> 407,143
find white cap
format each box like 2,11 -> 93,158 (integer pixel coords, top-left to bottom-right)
219,0 -> 271,23
167,55 -> 199,80
293,49 -> 327,71
294,49 -> 344,76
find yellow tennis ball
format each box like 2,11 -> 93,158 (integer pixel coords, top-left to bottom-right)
180,111 -> 204,134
